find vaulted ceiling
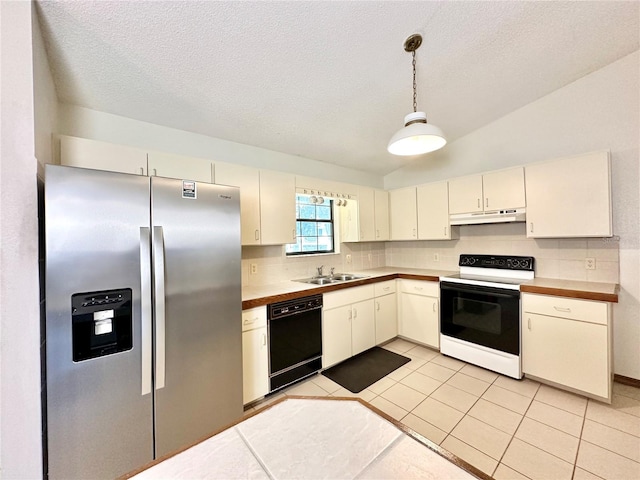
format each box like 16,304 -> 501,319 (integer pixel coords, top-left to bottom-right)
36,1 -> 639,175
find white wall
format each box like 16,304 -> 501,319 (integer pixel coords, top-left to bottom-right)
385,51 -> 640,380
57,105 -> 383,188
0,1 -> 46,477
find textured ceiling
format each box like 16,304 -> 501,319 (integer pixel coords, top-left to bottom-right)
36,1 -> 639,176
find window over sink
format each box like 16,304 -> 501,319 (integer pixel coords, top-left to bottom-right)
286,193 -> 336,256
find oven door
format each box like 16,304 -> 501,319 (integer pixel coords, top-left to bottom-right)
440,282 -> 520,355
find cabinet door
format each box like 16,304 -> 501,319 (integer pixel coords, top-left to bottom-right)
374,189 -> 390,240
59,135 -> 147,175
525,151 -> 612,238
242,327 -> 269,404
322,305 -> 353,368
399,293 -> 439,348
523,313 -> 608,398
375,293 -> 397,344
389,187 -> 418,240
448,175 -> 483,214
340,198 -> 360,243
351,300 -> 375,356
148,152 -> 212,183
357,186 -> 376,241
417,181 -> 454,240
215,163 -> 261,245
481,167 -> 525,211
259,170 -> 296,245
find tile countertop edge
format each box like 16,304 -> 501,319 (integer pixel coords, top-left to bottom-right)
242,268 -> 619,309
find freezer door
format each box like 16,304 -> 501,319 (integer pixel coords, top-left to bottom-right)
151,177 -> 243,457
45,166 -> 153,479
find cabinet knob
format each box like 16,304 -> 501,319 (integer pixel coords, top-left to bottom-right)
432,302 -> 436,313
485,198 -> 489,208
353,308 -> 357,319
153,168 -> 157,176
255,229 -> 260,241
139,167 -> 144,175
477,198 -> 480,208
292,229 -> 296,240
376,302 -> 380,311
262,333 -> 267,346
528,318 -> 531,330
530,222 -> 534,233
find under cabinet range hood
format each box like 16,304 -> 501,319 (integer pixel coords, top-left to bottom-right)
450,208 -> 526,226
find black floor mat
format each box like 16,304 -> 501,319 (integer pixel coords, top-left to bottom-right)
321,346 -> 411,393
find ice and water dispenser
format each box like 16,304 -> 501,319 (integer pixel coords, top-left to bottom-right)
71,288 -> 133,361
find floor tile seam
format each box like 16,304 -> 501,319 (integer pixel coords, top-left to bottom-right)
521,414 -> 584,442
579,437 -> 640,465
379,381 -> 429,410
494,462 -> 533,480
448,428 -> 507,462
433,381 -> 482,413
465,409 -> 520,436
533,396 -> 587,418
493,397 -> 531,474
441,432 -> 499,475
582,415 -> 640,439
480,393 -> 531,416
492,379 -> 541,400
233,426 -> 275,480
444,371 -> 492,397
513,435 -> 577,467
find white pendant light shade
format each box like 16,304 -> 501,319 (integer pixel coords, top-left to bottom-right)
388,112 -> 447,156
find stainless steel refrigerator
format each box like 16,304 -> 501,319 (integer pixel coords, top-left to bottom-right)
45,165 -> 243,479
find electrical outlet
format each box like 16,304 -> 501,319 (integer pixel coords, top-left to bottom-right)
433,253 -> 440,262
585,258 -> 596,270
346,254 -> 352,264
250,263 -> 258,274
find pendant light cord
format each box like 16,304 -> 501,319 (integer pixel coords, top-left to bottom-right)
412,50 -> 417,113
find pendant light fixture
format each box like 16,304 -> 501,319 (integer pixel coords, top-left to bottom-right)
388,34 -> 447,156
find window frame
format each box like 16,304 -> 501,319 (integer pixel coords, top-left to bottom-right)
286,193 -> 338,256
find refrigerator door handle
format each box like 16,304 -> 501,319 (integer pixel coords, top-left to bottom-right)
140,228 -> 153,395
153,225 -> 167,390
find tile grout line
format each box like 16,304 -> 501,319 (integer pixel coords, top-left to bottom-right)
490,380 -> 539,478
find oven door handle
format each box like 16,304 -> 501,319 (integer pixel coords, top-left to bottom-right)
440,282 -> 521,298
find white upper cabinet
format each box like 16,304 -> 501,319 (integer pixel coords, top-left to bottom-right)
448,167 -> 525,214
389,187 -> 418,240
357,187 -> 389,242
417,181 -> 457,240
216,165 -> 296,246
373,189 -> 390,240
259,170 -> 296,245
215,162 -> 261,245
525,151 -> 612,238
59,135 -> 147,175
147,151 -> 212,183
448,174 -> 483,214
357,186 -> 376,241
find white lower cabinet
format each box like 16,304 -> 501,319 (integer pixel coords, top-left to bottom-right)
322,285 -> 375,368
398,280 -> 439,349
374,280 -> 397,344
522,293 -> 612,402
241,307 -> 269,405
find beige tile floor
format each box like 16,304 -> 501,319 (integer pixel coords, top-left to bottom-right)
248,339 -> 640,480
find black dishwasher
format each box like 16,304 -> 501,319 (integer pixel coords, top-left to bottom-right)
268,294 -> 323,392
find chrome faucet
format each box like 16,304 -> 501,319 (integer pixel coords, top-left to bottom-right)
316,265 -> 324,277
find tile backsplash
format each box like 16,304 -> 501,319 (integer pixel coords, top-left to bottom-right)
242,223 -> 619,287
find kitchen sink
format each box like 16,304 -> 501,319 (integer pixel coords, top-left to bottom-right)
307,278 -> 336,285
294,274 -> 368,285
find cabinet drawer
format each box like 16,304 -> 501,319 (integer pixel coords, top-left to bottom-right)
242,306 -> 267,331
522,294 -> 608,325
374,280 -> 396,297
324,285 -> 375,310
400,279 -> 439,297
